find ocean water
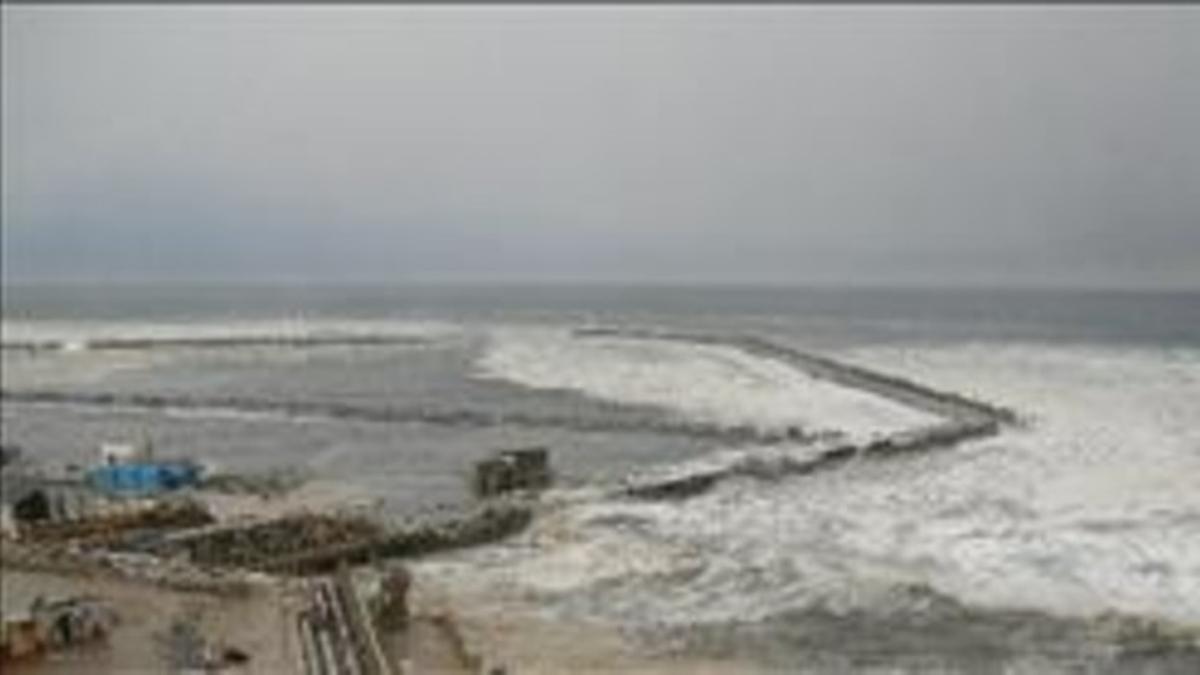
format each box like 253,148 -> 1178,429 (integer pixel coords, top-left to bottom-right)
6,283 -> 1200,346
3,284 -> 1199,671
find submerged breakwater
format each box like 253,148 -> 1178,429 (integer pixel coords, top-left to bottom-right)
0,388 -> 815,445
0,334 -> 433,353
4,328 -> 1018,505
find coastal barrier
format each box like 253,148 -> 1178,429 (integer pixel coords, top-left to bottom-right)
569,328 -> 1018,501
0,334 -> 433,353
18,499 -> 214,546
5,328 -> 1018,510
0,389 -> 818,446
573,327 -> 1018,425
622,418 -> 1000,501
145,500 -> 534,576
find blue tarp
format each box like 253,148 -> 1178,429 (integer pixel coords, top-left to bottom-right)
87,462 -> 200,495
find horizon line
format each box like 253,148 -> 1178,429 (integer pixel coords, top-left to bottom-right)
4,277 -> 1199,295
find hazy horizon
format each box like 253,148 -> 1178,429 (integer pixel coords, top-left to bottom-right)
4,6 -> 1198,290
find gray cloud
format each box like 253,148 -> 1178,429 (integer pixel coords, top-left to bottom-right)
3,7 -> 1198,288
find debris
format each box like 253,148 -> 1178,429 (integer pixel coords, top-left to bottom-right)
11,488 -> 53,524
370,565 -> 412,631
221,646 -> 251,665
201,466 -> 309,498
152,605 -> 256,671
1,472 -> 110,539
21,498 -> 214,546
1,614 -> 43,661
2,595 -> 118,664
35,595 -> 119,649
153,605 -> 209,671
160,513 -> 384,572
1,542 -> 256,596
98,440 -> 152,466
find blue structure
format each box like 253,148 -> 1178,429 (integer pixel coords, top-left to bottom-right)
87,461 -> 201,496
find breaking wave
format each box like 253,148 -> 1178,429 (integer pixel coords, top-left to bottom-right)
0,389 -> 813,445
6,315 -> 1197,669
475,327 -> 940,442
418,341 -> 1200,670
0,318 -> 460,352
640,582 -> 1200,673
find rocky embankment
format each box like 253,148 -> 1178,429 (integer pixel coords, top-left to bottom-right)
141,498 -> 535,576
573,328 -> 1019,501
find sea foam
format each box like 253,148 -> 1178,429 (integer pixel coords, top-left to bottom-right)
425,341 -> 1200,636
475,327 -> 938,442
0,318 -> 461,348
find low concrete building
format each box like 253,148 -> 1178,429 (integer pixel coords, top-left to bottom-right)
472,447 -> 552,498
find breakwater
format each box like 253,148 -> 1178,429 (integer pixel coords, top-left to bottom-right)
574,327 -> 1018,425
0,388 -> 818,445
148,500 -> 534,576
1,334 -> 433,353
622,419 -> 1002,501
572,328 -> 1018,501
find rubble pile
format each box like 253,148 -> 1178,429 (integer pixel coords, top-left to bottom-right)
164,513 -> 383,572
21,499 -> 214,546
376,499 -> 533,560
2,594 -> 119,663
140,498 -> 536,577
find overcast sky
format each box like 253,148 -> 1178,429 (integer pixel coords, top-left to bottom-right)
3,6 -> 1197,288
